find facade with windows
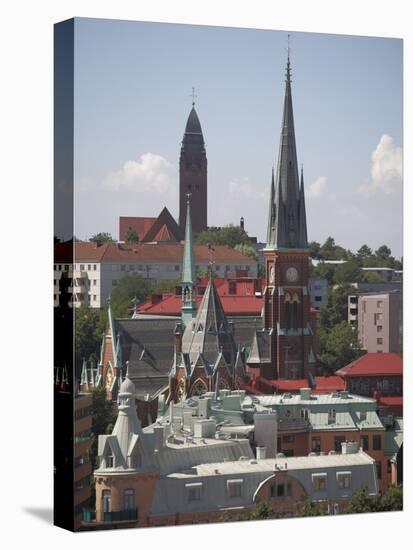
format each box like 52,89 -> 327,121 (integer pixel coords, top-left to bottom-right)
54,242 -> 257,309
86,379 -> 378,529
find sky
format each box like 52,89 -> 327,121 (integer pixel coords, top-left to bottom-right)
72,18 -> 403,258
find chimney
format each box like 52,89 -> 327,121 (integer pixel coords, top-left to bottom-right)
341,441 -> 359,455
256,446 -> 267,460
300,388 -> 311,400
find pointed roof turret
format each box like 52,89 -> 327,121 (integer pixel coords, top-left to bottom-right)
266,44 -> 308,250
181,278 -> 236,367
184,107 -> 203,136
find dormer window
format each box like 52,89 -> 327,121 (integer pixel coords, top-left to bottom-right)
328,409 -> 336,425
106,452 -> 114,468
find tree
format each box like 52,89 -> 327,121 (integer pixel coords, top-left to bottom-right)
319,236 -> 337,260
124,226 -> 139,244
308,241 -> 321,259
234,243 -> 257,259
313,262 -> 337,285
110,274 -> 153,317
74,305 -> 106,369
317,321 -> 362,373
318,284 -> 354,330
195,225 -> 250,248
362,271 -> 383,283
345,485 -> 403,514
297,498 -> 327,517
357,244 -> 373,264
221,501 -> 277,522
90,386 -> 117,467
375,245 -> 392,262
333,261 -> 363,284
89,232 -> 115,245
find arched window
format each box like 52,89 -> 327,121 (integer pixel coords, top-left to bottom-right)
191,379 -> 207,396
102,490 -> 111,513
291,293 -> 300,329
285,293 -> 292,330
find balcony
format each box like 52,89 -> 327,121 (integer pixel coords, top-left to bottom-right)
82,508 -> 138,524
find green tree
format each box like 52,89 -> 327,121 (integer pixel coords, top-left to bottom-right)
124,226 -> 139,244
362,271 -> 383,283
89,232 -> 115,245
333,261 -> 363,284
313,262 -> 337,285
345,486 -> 378,514
308,240 -> 321,259
375,244 -> 392,262
195,224 -> 250,248
378,484 -> 403,511
234,243 -> 257,259
357,244 -> 373,264
74,305 -> 106,369
90,386 -> 117,467
317,321 -> 362,373
110,274 -> 153,317
297,498 -> 328,517
318,284 -> 354,330
319,236 -> 337,260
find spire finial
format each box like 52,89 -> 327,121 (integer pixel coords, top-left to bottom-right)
286,34 -> 291,82
191,87 -> 197,106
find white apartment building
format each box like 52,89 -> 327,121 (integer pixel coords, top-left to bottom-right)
54,242 -> 258,309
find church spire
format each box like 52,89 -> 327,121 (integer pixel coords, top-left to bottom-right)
266,42 -> 308,250
181,196 -> 197,326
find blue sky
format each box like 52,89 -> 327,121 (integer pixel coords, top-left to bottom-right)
73,18 -> 403,257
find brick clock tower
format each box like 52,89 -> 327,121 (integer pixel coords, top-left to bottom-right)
179,99 -> 207,233
248,53 -> 316,381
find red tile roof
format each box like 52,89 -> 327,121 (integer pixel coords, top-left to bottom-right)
119,216 -> 156,241
251,375 -> 344,395
55,242 -> 257,264
336,353 -> 403,378
137,277 -> 263,316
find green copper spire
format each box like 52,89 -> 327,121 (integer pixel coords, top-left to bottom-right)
181,196 -> 197,326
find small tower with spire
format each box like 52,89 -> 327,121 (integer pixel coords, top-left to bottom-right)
248,40 -> 316,382
179,93 -> 207,233
181,195 -> 197,327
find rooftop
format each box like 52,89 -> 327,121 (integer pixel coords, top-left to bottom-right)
336,353 -> 403,378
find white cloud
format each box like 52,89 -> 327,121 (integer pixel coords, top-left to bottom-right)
104,152 -> 176,194
228,179 -> 267,201
306,176 -> 327,199
359,134 -> 402,196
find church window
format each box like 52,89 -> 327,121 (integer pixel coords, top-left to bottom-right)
191,379 -> 207,396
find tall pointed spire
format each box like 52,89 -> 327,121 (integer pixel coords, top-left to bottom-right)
181,196 -> 197,326
266,41 -> 308,250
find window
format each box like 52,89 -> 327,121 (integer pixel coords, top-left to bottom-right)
282,435 -> 295,443
216,265 -> 221,271
64,264 -> 69,271
270,483 -> 288,498
121,265 -> 126,272
377,325 -> 383,332
312,473 -> 327,491
334,436 -> 345,452
80,264 -> 85,271
361,435 -> 369,451
93,264 -> 97,271
227,479 -> 243,498
377,300 -> 383,308
124,489 -> 135,510
376,461 -> 382,480
106,453 -> 114,468
93,295 -> 96,301
186,483 -> 202,502
377,338 -> 383,345
373,435 -> 382,451
174,265 -> 180,272
87,264 -> 91,271
387,459 -> 392,474
277,483 -> 285,497
102,490 -> 111,513
374,312 -> 383,323
315,296 -> 322,302
300,409 -> 309,421
93,279 -> 96,285
337,472 -> 351,489
328,409 -> 336,424
58,264 -> 62,271
129,265 -> 134,271
312,437 -> 321,452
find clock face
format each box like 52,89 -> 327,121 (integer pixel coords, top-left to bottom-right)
286,267 -> 298,283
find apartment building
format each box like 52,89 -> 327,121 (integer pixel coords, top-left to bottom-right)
54,242 -> 257,308
308,278 -> 328,309
348,291 -> 401,353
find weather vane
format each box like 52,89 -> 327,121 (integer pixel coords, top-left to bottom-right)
191,87 -> 197,106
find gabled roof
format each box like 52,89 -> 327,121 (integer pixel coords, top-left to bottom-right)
336,353 -> 403,378
119,216 -> 156,242
141,207 -> 184,243
182,278 -> 237,366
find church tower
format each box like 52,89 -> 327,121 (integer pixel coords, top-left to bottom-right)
179,98 -> 207,233
248,50 -> 316,381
